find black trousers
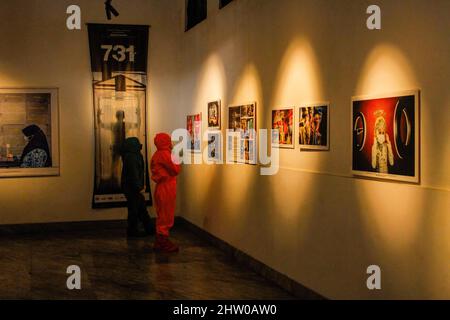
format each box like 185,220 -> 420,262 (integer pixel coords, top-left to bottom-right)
124,191 -> 152,231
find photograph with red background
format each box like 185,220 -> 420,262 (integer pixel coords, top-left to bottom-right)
352,94 -> 416,177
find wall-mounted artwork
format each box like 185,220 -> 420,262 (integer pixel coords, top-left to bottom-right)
207,100 -> 221,130
207,131 -> 222,163
352,90 -> 420,183
187,113 -> 202,153
227,103 -> 257,165
272,108 -> 294,149
88,24 -> 151,209
299,103 -> 330,151
0,88 -> 60,178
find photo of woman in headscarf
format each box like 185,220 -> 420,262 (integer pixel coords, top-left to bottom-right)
20,125 -> 52,168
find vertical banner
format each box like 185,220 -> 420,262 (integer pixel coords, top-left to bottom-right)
88,24 -> 152,209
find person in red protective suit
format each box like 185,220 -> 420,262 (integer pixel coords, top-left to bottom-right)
151,133 -> 181,253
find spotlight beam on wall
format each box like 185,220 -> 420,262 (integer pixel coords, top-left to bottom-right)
105,0 -> 120,20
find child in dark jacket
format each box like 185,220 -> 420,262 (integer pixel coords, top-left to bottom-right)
121,137 -> 154,238
151,133 -> 181,252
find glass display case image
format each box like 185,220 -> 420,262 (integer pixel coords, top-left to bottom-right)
93,75 -> 150,205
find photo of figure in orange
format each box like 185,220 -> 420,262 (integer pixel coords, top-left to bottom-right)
272,108 -> 294,148
352,92 -> 419,183
299,105 -> 329,150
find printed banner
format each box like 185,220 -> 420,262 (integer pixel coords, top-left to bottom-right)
88,24 -> 152,208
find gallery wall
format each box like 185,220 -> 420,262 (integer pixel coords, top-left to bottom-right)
0,0 -> 183,224
176,0 -> 450,299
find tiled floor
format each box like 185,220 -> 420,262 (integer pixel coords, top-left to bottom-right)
0,225 -> 296,300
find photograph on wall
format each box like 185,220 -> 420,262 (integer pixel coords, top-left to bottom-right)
207,131 -> 222,163
299,104 -> 329,151
352,90 -> 420,183
207,100 -> 221,130
187,113 -> 202,153
88,23 -> 152,208
0,88 -> 60,178
227,103 -> 257,165
272,108 -> 294,149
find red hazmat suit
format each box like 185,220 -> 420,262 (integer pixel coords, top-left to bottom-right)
151,133 -> 181,237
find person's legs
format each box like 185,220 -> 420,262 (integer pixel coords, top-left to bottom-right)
154,181 -> 178,252
136,192 -> 155,235
155,184 -> 176,237
125,191 -> 140,236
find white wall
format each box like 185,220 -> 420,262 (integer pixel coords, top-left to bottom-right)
0,0 -> 183,224
177,0 -> 450,299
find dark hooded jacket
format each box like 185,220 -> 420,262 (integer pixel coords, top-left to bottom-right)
121,137 -> 145,193
21,125 -> 52,167
151,133 -> 181,184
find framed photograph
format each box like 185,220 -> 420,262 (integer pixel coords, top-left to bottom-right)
207,100 -> 221,130
299,103 -> 330,151
272,108 -> 294,149
0,88 -> 60,178
351,90 -> 420,183
227,102 -> 257,165
187,113 -> 202,153
207,131 -> 222,163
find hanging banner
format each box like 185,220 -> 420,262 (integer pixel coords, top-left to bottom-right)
88,23 -> 152,209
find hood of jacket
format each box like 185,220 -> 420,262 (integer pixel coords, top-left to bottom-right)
122,137 -> 142,154
154,133 -> 172,151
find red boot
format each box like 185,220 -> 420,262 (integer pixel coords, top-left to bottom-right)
154,234 -> 179,253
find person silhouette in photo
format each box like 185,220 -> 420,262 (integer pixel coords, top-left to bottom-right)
151,133 -> 181,253
121,137 -> 154,238
111,110 -> 126,187
98,109 -> 140,191
20,125 -> 52,168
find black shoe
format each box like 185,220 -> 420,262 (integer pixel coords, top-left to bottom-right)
127,229 -> 148,238
144,224 -> 156,236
